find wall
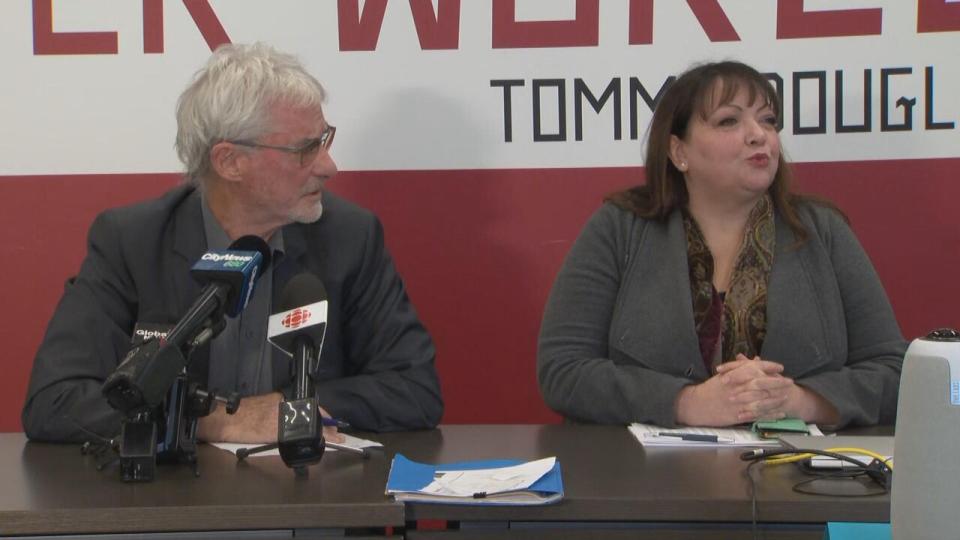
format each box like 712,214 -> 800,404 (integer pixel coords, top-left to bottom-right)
1,1 -> 958,430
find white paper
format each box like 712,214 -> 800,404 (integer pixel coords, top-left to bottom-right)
629,423 -> 823,447
211,433 -> 382,457
420,457 -> 556,497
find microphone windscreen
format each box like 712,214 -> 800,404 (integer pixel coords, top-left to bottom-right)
278,273 -> 328,312
268,273 -> 328,356
191,235 -> 270,318
228,235 -> 273,274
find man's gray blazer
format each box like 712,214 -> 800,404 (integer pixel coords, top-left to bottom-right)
23,185 -> 443,441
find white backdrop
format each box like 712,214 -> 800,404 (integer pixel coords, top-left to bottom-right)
2,0 -> 958,174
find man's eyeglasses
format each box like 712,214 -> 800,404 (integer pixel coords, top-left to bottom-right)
229,125 -> 336,167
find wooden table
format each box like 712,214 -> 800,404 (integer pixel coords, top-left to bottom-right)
0,433 -> 402,537
0,425 -> 890,539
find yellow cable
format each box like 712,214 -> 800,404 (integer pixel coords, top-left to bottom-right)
763,447 -> 893,469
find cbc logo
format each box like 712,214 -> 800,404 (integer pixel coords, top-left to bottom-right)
281,308 -> 311,329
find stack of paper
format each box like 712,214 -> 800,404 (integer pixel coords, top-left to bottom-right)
385,454 -> 563,505
629,422 -> 822,447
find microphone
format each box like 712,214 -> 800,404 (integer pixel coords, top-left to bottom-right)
103,235 -> 272,416
189,235 -> 272,319
267,273 -> 329,469
268,273 -> 329,395
166,234 -> 273,351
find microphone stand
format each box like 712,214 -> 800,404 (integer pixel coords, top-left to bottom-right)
115,317 -> 239,482
235,336 -> 367,475
234,439 -> 367,476
102,238 -> 273,482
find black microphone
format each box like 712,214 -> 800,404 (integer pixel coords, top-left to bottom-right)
103,235 -> 272,416
267,273 -> 329,469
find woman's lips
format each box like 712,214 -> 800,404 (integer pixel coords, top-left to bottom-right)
747,153 -> 769,167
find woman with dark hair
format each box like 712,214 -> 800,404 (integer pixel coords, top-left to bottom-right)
537,61 -> 904,428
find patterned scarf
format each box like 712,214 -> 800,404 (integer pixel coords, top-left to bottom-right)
684,195 -> 775,372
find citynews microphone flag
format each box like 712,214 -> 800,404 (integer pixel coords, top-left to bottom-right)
267,300 -> 328,357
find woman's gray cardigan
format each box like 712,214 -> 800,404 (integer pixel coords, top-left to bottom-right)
537,201 -> 905,428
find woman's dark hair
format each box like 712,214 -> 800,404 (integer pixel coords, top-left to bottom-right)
607,60 -> 841,243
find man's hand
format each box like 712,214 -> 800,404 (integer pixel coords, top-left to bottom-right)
196,392 -> 345,444
319,407 -> 346,444
197,392 -> 283,444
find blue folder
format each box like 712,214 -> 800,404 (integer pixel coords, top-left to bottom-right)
385,453 -> 564,505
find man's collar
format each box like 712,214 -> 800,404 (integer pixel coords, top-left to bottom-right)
200,191 -> 286,259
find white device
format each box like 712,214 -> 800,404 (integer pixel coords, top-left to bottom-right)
891,329 -> 960,540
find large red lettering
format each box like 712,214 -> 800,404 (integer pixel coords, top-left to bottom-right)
338,1 -> 460,51
33,0 -> 228,55
337,0 -> 388,51
686,0 -> 739,41
143,0 -> 231,53
628,0 -> 738,45
776,0 -> 882,39
918,0 -> 960,33
143,0 -> 163,53
492,0 -> 598,48
33,0 -> 118,55
628,0 -> 654,44
409,0 -> 460,49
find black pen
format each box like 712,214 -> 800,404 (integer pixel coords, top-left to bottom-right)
321,417 -> 351,430
657,432 -> 734,443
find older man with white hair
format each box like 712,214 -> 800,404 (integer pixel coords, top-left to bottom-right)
23,43 -> 443,443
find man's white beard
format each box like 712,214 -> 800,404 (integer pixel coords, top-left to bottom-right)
291,199 -> 324,224
290,179 -> 326,224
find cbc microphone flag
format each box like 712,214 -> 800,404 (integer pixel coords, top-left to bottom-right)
267,300 -> 328,348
